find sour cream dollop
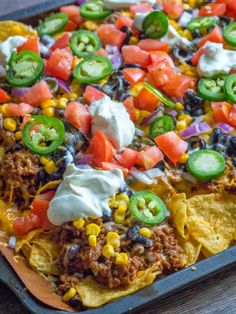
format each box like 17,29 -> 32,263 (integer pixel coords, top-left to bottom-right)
197,42 -> 236,77
104,0 -> 155,10
89,96 -> 135,151
0,36 -> 27,67
47,164 -> 125,225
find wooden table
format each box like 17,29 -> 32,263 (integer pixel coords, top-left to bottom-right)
1,1 -> 236,313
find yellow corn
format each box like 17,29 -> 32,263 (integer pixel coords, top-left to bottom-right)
175,120 -> 187,131
178,29 -> 192,41
129,36 -> 138,45
120,10 -> 131,17
188,0 -> 197,8
129,83 -> 143,97
86,223 -> 101,236
176,102 -> 184,110
11,25 -> 22,35
139,227 -> 151,239
116,204 -> 127,214
134,109 -> 140,121
44,160 -> 58,174
114,211 -> 126,224
83,21 -> 98,31
0,104 -> 8,116
3,118 -> 16,132
41,99 -> 56,109
169,20 -> 182,31
203,112 -> 213,124
69,93 -> 79,100
180,153 -> 189,164
183,4 -> 190,9
63,288 -> 77,302
178,114 -> 192,125
57,97 -> 68,110
115,253 -> 128,265
102,244 -> 115,258
72,56 -> 81,69
42,107 -> 55,117
106,231 -> 120,249
116,193 -> 129,203
73,218 -> 85,229
40,156 -> 49,165
14,131 -> 22,141
88,234 -> 97,247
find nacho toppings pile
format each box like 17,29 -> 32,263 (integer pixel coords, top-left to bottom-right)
1,0 -> 236,310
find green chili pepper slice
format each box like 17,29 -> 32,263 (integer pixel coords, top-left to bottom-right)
187,149 -> 225,182
70,30 -> 101,58
129,191 -> 167,225
6,51 -> 44,87
197,76 -> 226,101
143,82 -> 176,108
224,73 -> 236,103
23,115 -> 65,155
223,22 -> 236,47
73,56 -> 112,83
37,12 -> 68,35
187,16 -> 218,31
149,115 -> 174,139
80,2 -> 111,20
143,11 -> 169,39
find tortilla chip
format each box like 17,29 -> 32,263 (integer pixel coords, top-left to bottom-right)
177,235 -> 202,265
0,21 -> 37,41
186,193 -> 236,255
76,263 -> 161,308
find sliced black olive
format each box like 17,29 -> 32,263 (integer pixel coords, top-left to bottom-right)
155,160 -> 165,171
69,296 -> 86,310
67,244 -> 80,262
135,236 -> 153,247
172,46 -> 193,64
209,128 -> 222,145
120,26 -> 132,46
188,136 -> 206,152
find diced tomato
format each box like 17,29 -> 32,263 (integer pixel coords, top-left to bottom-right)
96,24 -> 126,48
228,105 -> 236,128
216,0 -> 236,14
138,39 -> 170,52
163,1 -> 184,19
50,33 -> 70,51
115,148 -> 138,169
191,46 -> 206,66
124,68 -> 146,86
7,102 -> 34,116
64,102 -> 91,133
64,19 -> 78,31
19,115 -> 31,129
136,146 -> 164,170
148,60 -> 175,87
95,48 -> 108,57
87,131 -> 115,166
199,3 -> 226,17
123,96 -> 136,121
212,102 -> 232,123
162,74 -> 196,98
83,86 -> 105,104
154,131 -> 188,164
135,87 -> 161,112
17,38 -> 40,55
149,51 -> 175,67
0,88 -> 10,103
116,16 -> 133,30
13,213 -> 41,236
130,3 -> 153,17
45,48 -> 73,81
21,81 -> 52,107
198,26 -> 224,47
60,5 -> 83,26
31,198 -> 54,228
122,45 -> 150,67
101,162 -> 129,177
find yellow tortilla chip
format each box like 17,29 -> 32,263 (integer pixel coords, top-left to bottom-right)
186,193 -> 236,255
0,21 -> 37,41
76,263 -> 161,308
177,235 -> 202,266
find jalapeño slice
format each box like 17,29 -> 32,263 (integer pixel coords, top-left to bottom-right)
143,11 -> 169,39
197,76 -> 226,101
129,191 -> 167,225
80,2 -> 111,20
187,149 -> 225,182
143,82 -> 176,108
73,56 -> 113,83
37,12 -> 68,35
224,73 -> 236,103
23,115 -> 65,155
149,115 -> 174,139
6,51 -> 44,87
70,30 -> 101,58
223,22 -> 236,47
187,16 -> 218,31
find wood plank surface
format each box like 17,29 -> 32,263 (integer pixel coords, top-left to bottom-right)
0,1 -> 236,314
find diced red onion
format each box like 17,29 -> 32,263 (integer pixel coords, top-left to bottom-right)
182,172 -> 197,184
145,168 -> 164,178
8,236 -> 16,249
130,170 -> 153,185
141,109 -> 163,126
179,12 -> 193,27
181,122 -> 211,139
110,54 -> 122,69
56,78 -> 71,93
216,122 -> 234,133
192,8 -> 199,18
77,0 -> 86,4
11,87 -> 29,97
76,152 -> 93,164
166,108 -> 177,118
135,128 -> 145,137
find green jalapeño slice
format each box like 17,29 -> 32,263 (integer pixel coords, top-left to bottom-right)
70,30 -> 101,58
37,12 -> 68,35
197,76 -> 226,101
149,115 -> 174,138
143,11 -> 169,39
80,1 -> 112,20
223,22 -> 236,47
187,16 -> 218,31
224,73 -> 236,103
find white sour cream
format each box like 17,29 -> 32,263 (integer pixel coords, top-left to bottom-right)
197,42 -> 236,77
47,164 -> 124,225
89,96 -> 135,151
104,0 -> 155,10
0,36 -> 27,67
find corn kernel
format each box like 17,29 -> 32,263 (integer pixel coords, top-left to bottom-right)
180,153 -> 189,164
178,114 -> 192,125
102,244 -> 115,258
0,104 -> 8,116
116,193 -> 129,203
42,107 -> 55,116
169,20 -> 182,31
73,218 -> 85,229
176,102 -> 184,110
41,99 -> 56,109
183,4 -> 190,9
106,232 -> 120,241
139,227 -> 151,238
11,25 -> 22,35
116,204 -> 127,214
175,120 -> 187,131
120,10 -> 131,17
57,97 -> 68,110
14,131 -> 22,141
86,223 -> 101,236
189,0 -> 197,8
114,211 -> 126,224
129,83 -> 143,97
40,156 -> 49,165
203,112 -> 213,124
129,36 -> 138,45
134,109 -> 140,121
72,56 -> 81,69
115,252 -> 128,265
88,234 -> 97,247
45,160 -> 58,174
63,288 -> 77,302
69,93 -> 79,100
83,21 -> 98,31
3,118 -> 16,132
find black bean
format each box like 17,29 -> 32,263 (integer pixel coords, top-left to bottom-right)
155,160 -> 165,171
126,189 -> 134,198
48,171 -> 62,181
172,46 -> 193,64
191,30 -> 202,40
127,225 -> 140,240
67,244 -> 80,262
102,210 -> 112,222
11,143 -> 23,152
232,157 -> 236,167
135,236 -> 153,248
230,136 -> 236,150
69,296 -> 86,310
209,128 -> 222,145
37,167 -> 47,182
191,108 -> 205,116
120,26 -> 132,46
213,143 -> 227,156
188,136 -> 206,151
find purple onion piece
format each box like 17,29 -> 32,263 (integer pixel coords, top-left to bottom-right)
110,54 -> 122,69
11,87 -> 29,97
145,168 -> 164,179
56,78 -> 71,93
141,109 -> 163,126
181,122 -> 211,139
8,236 -> 16,249
216,122 -> 234,133
130,170 -> 153,185
76,0 -> 86,4
76,152 -> 93,164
